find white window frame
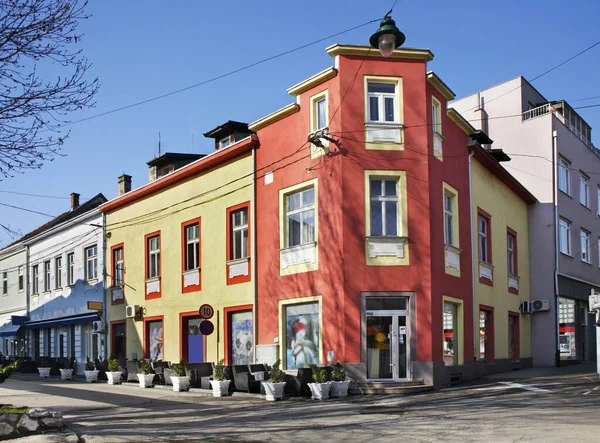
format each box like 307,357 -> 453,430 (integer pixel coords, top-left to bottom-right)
184,224 -> 199,271
232,208 -> 249,260
148,236 -> 160,279
369,178 -> 399,237
367,82 -> 397,124
85,245 -> 98,281
558,157 -> 570,194
285,187 -> 315,248
32,264 -> 39,295
67,253 -> 74,286
559,218 -> 571,255
1,271 -> 6,295
581,229 -> 591,263
478,216 -> 489,263
314,97 -> 327,131
579,173 -> 589,207
507,234 -> 515,275
444,193 -> 454,246
43,260 -> 50,292
55,256 -> 62,289
220,136 -> 231,149
18,266 -> 23,292
113,247 -> 124,287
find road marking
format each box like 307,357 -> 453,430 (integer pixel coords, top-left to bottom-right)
474,382 -> 552,393
583,386 -> 600,396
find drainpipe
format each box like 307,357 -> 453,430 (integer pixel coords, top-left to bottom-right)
552,130 -> 560,367
468,150 -> 476,361
251,147 -> 258,364
25,244 -> 30,359
102,212 -> 108,361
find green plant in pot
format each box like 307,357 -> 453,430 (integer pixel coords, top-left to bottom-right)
170,359 -> 190,392
84,356 -> 99,383
330,362 -> 351,398
209,359 -> 230,397
308,364 -> 331,400
137,359 -> 154,388
37,357 -> 51,378
262,359 -> 286,401
106,356 -> 123,385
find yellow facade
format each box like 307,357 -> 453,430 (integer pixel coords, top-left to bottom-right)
471,159 -> 531,361
105,153 -> 253,365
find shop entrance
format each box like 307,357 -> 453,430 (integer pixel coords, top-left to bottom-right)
365,297 -> 409,380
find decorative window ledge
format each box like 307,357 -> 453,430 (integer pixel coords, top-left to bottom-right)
367,236 -> 407,258
479,261 -> 494,281
508,274 -> 519,291
85,279 -> 99,285
111,286 -> 124,303
227,257 -> 250,279
145,277 -> 161,295
365,122 -> 403,143
182,269 -> 200,288
433,132 -> 445,157
281,242 -> 317,269
445,244 -> 461,270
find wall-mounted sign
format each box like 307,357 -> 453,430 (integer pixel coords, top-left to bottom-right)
199,320 -> 214,336
399,326 -> 407,335
199,304 -> 214,320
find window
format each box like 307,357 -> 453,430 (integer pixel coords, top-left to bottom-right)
508,313 -> 520,361
184,224 -> 199,271
284,302 -> 320,369
228,310 -> 253,365
32,265 -> 39,294
145,318 -> 163,361
231,208 -> 249,260
286,187 -> 315,247
370,178 -> 399,236
43,261 -> 50,292
55,257 -> 62,289
597,187 -> 600,216
113,247 -> 124,287
18,266 -> 23,291
314,97 -> 327,131
443,302 -> 459,366
559,218 -> 571,255
1,271 -> 6,295
432,96 -> 442,134
479,308 -> 494,363
147,235 -> 160,278
507,232 -> 516,275
579,173 -> 589,207
67,253 -> 74,285
85,245 -> 98,281
581,229 -> 591,263
558,157 -> 570,194
478,215 -> 490,263
444,192 -> 454,245
220,137 -> 231,149
367,82 -> 396,123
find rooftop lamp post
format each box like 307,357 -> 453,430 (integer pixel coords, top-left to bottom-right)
369,12 -> 406,56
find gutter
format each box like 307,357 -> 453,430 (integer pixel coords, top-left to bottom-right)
552,130 -> 560,367
468,150 -> 476,360
251,147 -> 258,363
102,211 -> 108,361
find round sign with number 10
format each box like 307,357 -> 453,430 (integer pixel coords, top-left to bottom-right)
199,304 -> 214,319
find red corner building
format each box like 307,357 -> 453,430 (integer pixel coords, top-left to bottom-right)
250,44 -> 474,387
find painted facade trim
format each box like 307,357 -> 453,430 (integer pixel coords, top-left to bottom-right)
287,67 -> 338,97
447,108 -> 476,136
248,103 -> 300,132
427,71 -> 456,100
326,44 -> 434,61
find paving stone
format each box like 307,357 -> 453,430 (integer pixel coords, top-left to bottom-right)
28,408 -> 49,419
40,417 -> 64,428
17,415 -> 39,432
0,422 -> 15,437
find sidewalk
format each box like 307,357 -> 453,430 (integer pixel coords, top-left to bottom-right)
484,362 -> 598,381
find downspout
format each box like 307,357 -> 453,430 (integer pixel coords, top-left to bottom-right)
552,130 -> 560,367
102,212 -> 108,360
25,244 -> 30,358
468,150 -> 476,360
251,147 -> 258,364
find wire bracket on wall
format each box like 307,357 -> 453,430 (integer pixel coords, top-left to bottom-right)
307,128 -> 339,155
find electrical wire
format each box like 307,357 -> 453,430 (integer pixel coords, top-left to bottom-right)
0,190 -> 79,200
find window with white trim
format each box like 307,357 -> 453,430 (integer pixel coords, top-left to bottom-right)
367,82 -> 396,123
85,245 -> 98,281
558,158 -> 570,194
286,187 -> 315,248
369,178 -> 398,236
444,192 -> 454,246
113,247 -> 124,287
581,229 -> 591,263
55,256 -> 62,289
478,216 -> 489,263
507,233 -> 516,275
18,266 -> 23,291
432,97 -> 442,134
580,173 -> 589,207
231,208 -> 249,260
1,271 -> 6,295
184,224 -> 199,271
220,137 -> 231,149
314,97 -> 327,131
67,253 -> 74,285
559,218 -> 571,255
147,236 -> 160,278
43,260 -> 50,292
32,264 -> 39,294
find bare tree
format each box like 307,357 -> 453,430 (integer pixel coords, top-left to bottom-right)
0,0 -> 98,178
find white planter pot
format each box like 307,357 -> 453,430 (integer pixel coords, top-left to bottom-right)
209,379 -> 231,397
137,373 -> 155,388
106,371 -> 123,385
171,376 -> 190,392
262,381 -> 286,401
330,380 -> 351,398
59,368 -> 74,380
84,370 -> 99,383
37,367 -> 51,378
308,382 -> 331,400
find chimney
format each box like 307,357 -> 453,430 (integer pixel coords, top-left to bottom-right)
70,193 -> 80,210
118,174 -> 132,196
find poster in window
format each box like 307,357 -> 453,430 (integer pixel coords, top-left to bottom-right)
231,311 -> 252,365
148,321 -> 163,361
286,302 -> 319,369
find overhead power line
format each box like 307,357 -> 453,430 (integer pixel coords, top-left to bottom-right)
0,202 -> 56,218
0,189 -> 77,200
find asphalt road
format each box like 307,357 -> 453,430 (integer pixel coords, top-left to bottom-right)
2,365 -> 600,442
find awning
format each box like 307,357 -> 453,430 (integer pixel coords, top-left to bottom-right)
25,312 -> 98,330
0,323 -> 22,337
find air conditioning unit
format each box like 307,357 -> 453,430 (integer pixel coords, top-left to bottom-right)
126,305 -> 140,319
531,299 -> 550,313
92,320 -> 105,333
520,301 -> 532,314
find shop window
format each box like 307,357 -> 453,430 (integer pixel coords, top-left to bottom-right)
559,298 -> 577,360
111,321 -> 126,360
443,302 -> 459,366
508,313 -> 520,361
284,302 -> 320,369
145,318 -> 163,362
229,310 -> 253,365
479,307 -> 494,363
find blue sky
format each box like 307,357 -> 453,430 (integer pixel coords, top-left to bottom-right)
1,0 -> 599,246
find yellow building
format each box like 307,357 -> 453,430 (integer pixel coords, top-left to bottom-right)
469,137 -> 536,370
101,124 -> 258,367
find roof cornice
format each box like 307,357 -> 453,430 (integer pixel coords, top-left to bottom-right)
248,103 -> 300,132
447,108 -> 476,135
326,44 -> 434,61
23,208 -> 103,246
287,67 -> 338,97
427,71 -> 455,100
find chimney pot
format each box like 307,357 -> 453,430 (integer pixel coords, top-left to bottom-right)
70,193 -> 80,210
118,174 -> 132,196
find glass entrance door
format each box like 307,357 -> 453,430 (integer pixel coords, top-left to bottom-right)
366,312 -> 408,380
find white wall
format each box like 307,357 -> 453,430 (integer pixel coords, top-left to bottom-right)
0,245 -> 27,319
